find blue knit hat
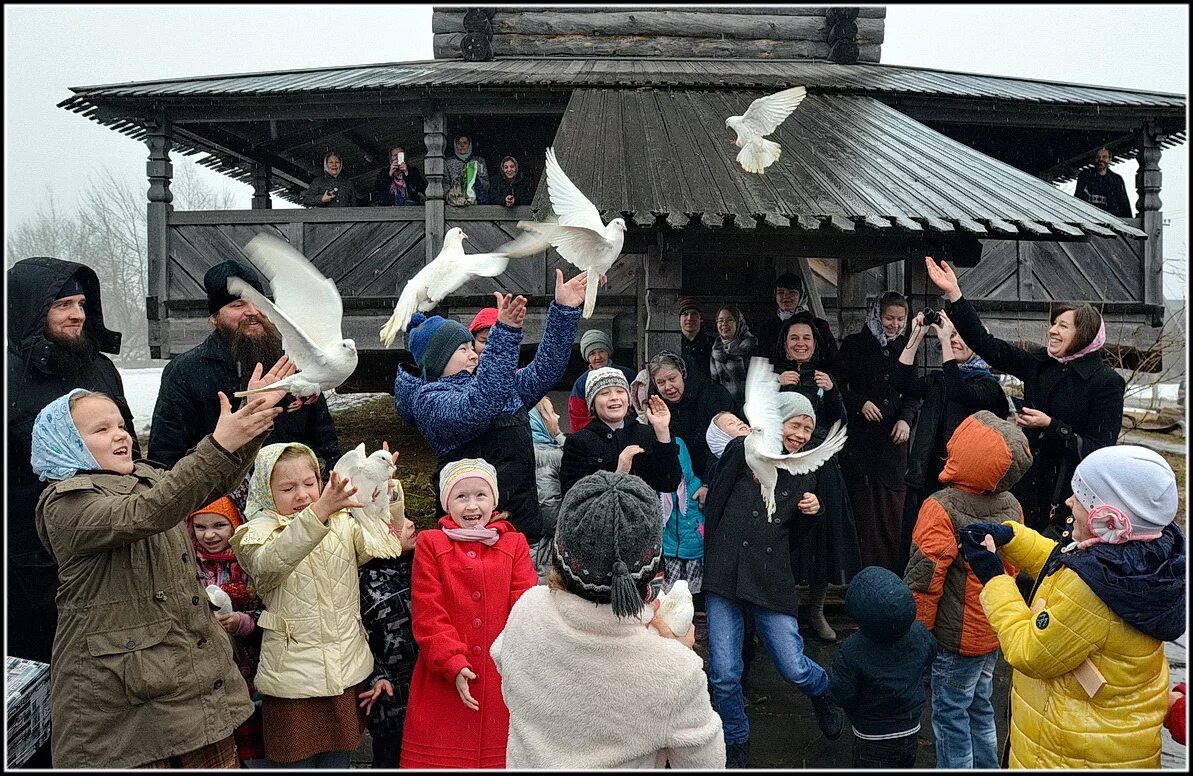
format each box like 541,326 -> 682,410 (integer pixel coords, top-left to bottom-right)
406,312 -> 473,380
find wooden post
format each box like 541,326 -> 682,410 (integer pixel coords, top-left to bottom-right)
1135,124 -> 1163,310
643,234 -> 682,360
145,115 -> 173,359
251,163 -> 272,210
423,105 -> 447,264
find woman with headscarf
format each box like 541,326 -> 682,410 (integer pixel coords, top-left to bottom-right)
371,146 -> 427,206
301,151 -> 357,207
648,351 -> 736,482
444,134 -> 490,205
710,306 -> 758,410
491,156 -> 534,208
837,291 -> 921,573
925,256 -> 1127,539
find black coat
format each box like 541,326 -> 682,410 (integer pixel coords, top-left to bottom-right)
755,310 -> 839,371
892,359 -> 1009,492
148,331 -> 341,474
946,296 -> 1126,533
360,554 -> 418,739
679,331 -> 715,379
652,374 -> 737,479
372,164 -> 427,206
559,419 -> 681,498
490,173 -> 534,206
702,437 -> 821,616
837,328 -> 922,489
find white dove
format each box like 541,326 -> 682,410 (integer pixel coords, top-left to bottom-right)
331,443 -> 404,559
379,227 -> 531,347
725,86 -> 808,174
516,146 -> 626,318
205,585 -> 233,616
649,580 -> 694,638
228,234 -> 358,410
742,356 -> 847,518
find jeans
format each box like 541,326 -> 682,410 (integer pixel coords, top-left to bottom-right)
264,750 -> 353,769
706,592 -> 829,745
852,732 -> 919,768
931,649 -> 999,769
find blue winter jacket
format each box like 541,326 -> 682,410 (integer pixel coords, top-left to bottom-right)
661,437 -> 706,560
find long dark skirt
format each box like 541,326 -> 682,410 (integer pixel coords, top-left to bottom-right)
849,482 -> 908,574
791,458 -> 863,586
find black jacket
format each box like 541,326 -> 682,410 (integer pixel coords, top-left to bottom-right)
372,164 -> 427,206
300,174 -> 357,207
702,437 -> 822,616
7,257 -> 140,563
755,310 -> 839,370
558,419 -> 681,498
1075,168 -> 1133,218
359,554 -> 418,739
679,331 -> 715,378
652,374 -> 737,480
946,296 -> 1125,533
893,359 -> 1009,492
490,173 -> 534,206
148,331 -> 341,474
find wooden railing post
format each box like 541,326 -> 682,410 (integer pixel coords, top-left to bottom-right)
145,115 -> 173,358
251,163 -> 273,210
423,104 -> 447,263
1135,123 -> 1163,310
644,234 -> 682,360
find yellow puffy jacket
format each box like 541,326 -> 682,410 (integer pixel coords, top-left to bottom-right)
979,521 -> 1169,769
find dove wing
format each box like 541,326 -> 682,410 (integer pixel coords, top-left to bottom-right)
226,276 -> 330,375
756,420 -> 849,476
332,444 -> 367,482
516,221 -> 611,271
544,147 -> 605,232
244,235 -> 346,350
739,86 -> 807,139
742,356 -> 787,453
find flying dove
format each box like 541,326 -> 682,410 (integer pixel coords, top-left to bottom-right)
331,443 -> 403,559
725,86 -> 808,174
228,234 -> 358,409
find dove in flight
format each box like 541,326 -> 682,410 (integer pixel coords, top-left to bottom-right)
649,580 -> 695,638
725,86 -> 808,174
331,443 -> 404,559
742,356 -> 847,517
516,147 -> 625,318
228,234 -> 358,410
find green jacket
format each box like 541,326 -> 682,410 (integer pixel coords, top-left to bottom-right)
35,434 -> 261,768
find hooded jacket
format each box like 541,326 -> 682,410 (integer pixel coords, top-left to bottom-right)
8,258 -> 139,565
980,520 -> 1184,769
904,411 -> 1031,656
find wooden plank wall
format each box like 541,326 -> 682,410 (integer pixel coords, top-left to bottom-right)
432,7 -> 884,61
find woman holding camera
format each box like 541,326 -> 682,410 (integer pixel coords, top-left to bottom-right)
771,313 -> 861,641
301,151 -> 357,208
924,256 -> 1126,539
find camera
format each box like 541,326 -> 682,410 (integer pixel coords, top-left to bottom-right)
920,307 -> 941,327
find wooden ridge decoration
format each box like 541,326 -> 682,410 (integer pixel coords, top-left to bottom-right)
461,8 -> 496,62
826,7 -> 861,64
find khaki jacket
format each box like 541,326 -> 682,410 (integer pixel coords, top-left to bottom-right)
35,434 -> 260,768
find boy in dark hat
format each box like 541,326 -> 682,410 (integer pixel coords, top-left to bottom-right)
677,297 -> 715,379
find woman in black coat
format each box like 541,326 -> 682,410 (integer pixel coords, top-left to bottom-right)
770,313 -> 861,641
925,256 -> 1126,539
647,351 -> 737,480
836,291 -> 922,574
491,156 -> 535,208
559,367 -> 681,498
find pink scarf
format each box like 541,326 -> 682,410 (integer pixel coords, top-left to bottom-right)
1050,319 -> 1106,364
443,526 -> 500,546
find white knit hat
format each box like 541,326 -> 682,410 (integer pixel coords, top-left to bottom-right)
585,366 -> 630,410
1070,445 -> 1178,546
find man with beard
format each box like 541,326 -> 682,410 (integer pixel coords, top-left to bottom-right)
1074,146 -> 1133,218
149,260 -> 340,486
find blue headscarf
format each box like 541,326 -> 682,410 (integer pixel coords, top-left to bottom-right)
31,389 -> 102,481
528,407 -> 559,446
956,352 -> 994,380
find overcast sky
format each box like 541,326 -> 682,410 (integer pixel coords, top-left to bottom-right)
4,3 -> 1188,291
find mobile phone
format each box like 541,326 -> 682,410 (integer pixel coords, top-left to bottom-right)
1011,396 -> 1032,412
397,151 -> 405,165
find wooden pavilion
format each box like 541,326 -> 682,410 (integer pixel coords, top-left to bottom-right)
57,6 -> 1187,388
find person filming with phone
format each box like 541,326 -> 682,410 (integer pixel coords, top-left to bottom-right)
923,255 -> 1125,540
372,146 -> 427,206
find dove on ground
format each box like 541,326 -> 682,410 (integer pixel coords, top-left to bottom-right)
379,227 -> 543,347
649,579 -> 695,638
742,356 -> 847,517
725,86 -> 808,174
205,585 -> 233,616
515,146 -> 625,318
228,234 -> 358,409
331,443 -> 403,558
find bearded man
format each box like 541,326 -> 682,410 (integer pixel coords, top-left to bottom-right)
7,258 -> 140,667
148,260 -> 340,482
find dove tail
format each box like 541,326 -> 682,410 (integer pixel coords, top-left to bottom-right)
582,268 -> 600,319
737,138 -> 782,174
233,389 -> 251,398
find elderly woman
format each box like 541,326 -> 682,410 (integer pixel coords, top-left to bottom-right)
710,306 -> 758,410
445,134 -> 490,205
491,155 -> 534,208
301,151 -> 357,207
648,351 -> 736,483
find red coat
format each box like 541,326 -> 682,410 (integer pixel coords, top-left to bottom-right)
400,516 -> 538,768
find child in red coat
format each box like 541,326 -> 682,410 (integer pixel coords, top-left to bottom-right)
400,458 -> 538,768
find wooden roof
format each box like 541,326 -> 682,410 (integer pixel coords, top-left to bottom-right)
533,89 -> 1147,239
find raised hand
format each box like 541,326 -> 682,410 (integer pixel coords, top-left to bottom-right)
248,355 -> 300,412
311,470 -> 364,523
212,392 -> 282,453
925,255 -> 963,302
495,292 -> 528,329
644,395 -> 672,441
554,269 -> 602,308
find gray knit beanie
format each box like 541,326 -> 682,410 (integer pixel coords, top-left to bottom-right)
553,470 -> 663,618
580,329 -> 613,360
775,390 -> 816,426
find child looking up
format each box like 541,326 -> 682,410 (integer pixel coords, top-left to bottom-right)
231,442 -> 404,769
401,459 -> 539,768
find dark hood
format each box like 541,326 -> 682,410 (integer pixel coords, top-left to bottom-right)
7,257 -> 121,359
1055,523 -> 1186,642
845,565 -> 917,643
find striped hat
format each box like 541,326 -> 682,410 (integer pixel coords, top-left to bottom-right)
584,366 -> 630,410
439,458 -> 500,511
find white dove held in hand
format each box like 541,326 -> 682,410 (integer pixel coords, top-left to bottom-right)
726,86 -> 808,174
331,444 -> 403,559
228,234 -> 358,409
515,147 -> 626,318
205,585 -> 233,616
649,580 -> 694,638
742,356 -> 847,517
380,227 -> 531,347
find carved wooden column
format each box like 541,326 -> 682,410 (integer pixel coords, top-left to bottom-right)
251,163 -> 272,209
145,116 -> 173,358
423,104 -> 447,263
643,234 -> 682,360
1135,124 -> 1163,309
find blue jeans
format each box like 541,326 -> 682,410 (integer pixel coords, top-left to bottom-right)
264,750 -> 353,769
706,592 -> 829,745
931,649 -> 999,769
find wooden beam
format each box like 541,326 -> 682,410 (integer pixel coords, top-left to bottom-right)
644,235 -> 682,360
423,106 -> 448,264
888,97 -> 1179,132
1036,131 -> 1138,180
169,124 -> 311,188
273,118 -> 365,151
432,32 -> 880,60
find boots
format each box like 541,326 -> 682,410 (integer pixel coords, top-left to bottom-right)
725,740 -> 751,768
806,584 -> 837,642
810,694 -> 845,740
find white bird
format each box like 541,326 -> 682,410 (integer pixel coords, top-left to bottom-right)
649,580 -> 694,638
725,86 -> 808,174
205,585 -> 232,616
228,234 -> 358,409
331,443 -> 404,559
516,147 -> 626,318
379,227 -> 537,347
742,356 -> 847,517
